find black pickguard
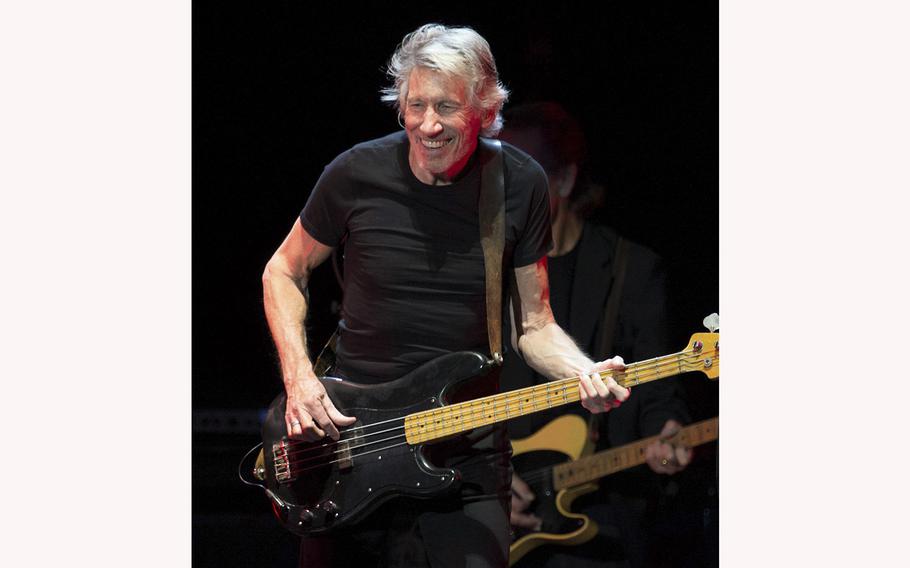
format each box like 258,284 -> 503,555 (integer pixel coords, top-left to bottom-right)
510,450 -> 584,542
249,351 -> 499,536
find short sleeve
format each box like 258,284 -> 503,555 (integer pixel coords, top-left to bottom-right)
511,162 -> 553,267
299,152 -> 353,247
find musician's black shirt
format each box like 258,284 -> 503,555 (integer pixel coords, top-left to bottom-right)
301,130 -> 552,384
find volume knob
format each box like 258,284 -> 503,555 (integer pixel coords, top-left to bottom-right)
297,508 -> 315,526
320,500 -> 339,519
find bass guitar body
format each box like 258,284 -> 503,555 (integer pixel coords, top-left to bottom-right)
240,351 -> 499,536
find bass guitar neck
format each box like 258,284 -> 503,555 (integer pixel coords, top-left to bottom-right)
406,333 -> 719,445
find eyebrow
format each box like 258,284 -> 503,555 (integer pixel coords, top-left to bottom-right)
406,97 -> 461,106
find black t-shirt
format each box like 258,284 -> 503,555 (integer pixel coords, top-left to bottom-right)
301,131 -> 552,383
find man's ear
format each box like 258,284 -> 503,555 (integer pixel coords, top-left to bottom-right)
552,164 -> 578,198
481,109 -> 496,130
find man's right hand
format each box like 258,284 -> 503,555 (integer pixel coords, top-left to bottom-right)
510,473 -> 543,532
285,376 -> 356,441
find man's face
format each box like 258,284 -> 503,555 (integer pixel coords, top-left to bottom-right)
403,67 -> 490,185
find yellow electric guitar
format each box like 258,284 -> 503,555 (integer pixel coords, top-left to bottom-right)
509,416 -> 719,565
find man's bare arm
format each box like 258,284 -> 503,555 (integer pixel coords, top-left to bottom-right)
510,257 -> 629,414
262,218 -> 355,440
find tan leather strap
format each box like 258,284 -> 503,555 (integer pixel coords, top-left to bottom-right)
478,138 -> 505,365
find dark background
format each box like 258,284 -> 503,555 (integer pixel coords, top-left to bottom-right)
193,3 -> 717,566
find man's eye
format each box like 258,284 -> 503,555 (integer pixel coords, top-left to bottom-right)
408,102 -> 424,110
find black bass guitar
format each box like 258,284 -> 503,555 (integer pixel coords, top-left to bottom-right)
509,416 -> 719,566
239,331 -> 719,537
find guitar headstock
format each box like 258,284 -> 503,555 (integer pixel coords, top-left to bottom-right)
683,332 -> 720,380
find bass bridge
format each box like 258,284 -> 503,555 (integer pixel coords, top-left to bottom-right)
273,432 -> 358,484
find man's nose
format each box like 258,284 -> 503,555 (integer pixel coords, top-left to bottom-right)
419,109 -> 444,135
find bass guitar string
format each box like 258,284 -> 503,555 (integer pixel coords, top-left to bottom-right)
282,422 -> 408,461
280,352 -> 685,464
285,432 -> 410,470
404,352 -> 719,445
285,346 -> 711,454
280,351 -> 719,473
282,365 -> 722,477
404,371 -> 718,473
284,340 -> 717,455
280,365 -> 722,477
279,351 -> 718,470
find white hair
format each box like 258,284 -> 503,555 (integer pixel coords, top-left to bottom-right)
380,23 -> 510,137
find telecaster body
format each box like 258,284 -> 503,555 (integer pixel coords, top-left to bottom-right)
508,417 -> 720,565
509,414 -> 598,564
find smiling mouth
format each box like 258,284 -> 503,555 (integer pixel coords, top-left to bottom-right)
420,137 -> 453,150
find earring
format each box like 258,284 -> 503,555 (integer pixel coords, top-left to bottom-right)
397,112 -> 405,129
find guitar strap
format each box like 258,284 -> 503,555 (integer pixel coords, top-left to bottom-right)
312,137 -> 506,374
477,137 -> 505,365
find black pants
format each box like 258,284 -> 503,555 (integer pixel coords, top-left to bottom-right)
299,493 -> 511,567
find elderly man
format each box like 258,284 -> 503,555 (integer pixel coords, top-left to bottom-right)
262,24 -> 629,567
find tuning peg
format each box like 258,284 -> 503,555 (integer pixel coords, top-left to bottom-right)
703,313 -> 719,333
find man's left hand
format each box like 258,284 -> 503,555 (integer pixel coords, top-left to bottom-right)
578,356 -> 630,414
